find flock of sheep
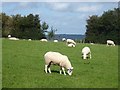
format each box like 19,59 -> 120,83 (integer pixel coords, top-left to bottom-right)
41,39 -> 115,76
7,34 -> 115,76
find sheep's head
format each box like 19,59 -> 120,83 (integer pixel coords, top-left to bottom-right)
67,67 -> 73,76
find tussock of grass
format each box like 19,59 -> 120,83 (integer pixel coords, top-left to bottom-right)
2,39 -> 118,88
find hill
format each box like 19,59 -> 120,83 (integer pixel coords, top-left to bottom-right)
2,39 -> 118,88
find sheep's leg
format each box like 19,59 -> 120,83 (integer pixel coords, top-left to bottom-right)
48,67 -> 51,73
60,67 -> 62,74
62,67 -> 66,75
45,65 -> 48,73
48,62 -> 52,73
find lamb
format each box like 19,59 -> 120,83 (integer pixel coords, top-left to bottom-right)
66,39 -> 76,45
44,51 -> 73,76
107,40 -> 115,46
82,47 -> 91,59
68,43 -> 75,47
40,39 -> 47,42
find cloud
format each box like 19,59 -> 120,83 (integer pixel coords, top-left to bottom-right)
76,5 -> 102,12
47,2 -> 102,13
47,3 -> 70,11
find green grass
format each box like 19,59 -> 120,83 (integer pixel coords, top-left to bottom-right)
2,39 -> 118,88
0,38 -> 2,89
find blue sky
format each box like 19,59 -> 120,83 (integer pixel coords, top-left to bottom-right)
2,2 -> 118,34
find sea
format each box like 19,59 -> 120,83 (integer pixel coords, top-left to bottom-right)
47,34 -> 85,41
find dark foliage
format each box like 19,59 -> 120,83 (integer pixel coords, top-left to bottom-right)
85,8 -> 120,45
1,13 -> 49,40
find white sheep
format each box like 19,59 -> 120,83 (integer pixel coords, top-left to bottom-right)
107,40 -> 115,46
40,39 -> 48,42
9,37 -> 19,40
62,38 -> 66,41
54,40 -> 58,42
8,35 -> 11,38
68,43 -> 75,47
44,51 -> 73,76
82,47 -> 91,59
28,39 -> 32,41
66,39 -> 76,45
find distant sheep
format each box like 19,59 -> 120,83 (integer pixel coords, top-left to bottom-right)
68,43 -> 75,47
9,37 -> 19,40
44,51 -> 73,76
28,39 -> 32,41
40,39 -> 48,42
54,40 -> 58,42
62,38 -> 66,41
107,40 -> 115,46
66,39 -> 76,45
90,43 -> 94,45
8,35 -> 11,38
82,47 -> 91,59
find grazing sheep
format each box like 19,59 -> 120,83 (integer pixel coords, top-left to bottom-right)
82,47 -> 91,59
8,35 -> 11,38
68,43 -> 75,47
9,37 -> 19,40
54,40 -> 58,42
62,38 -> 66,41
90,43 -> 94,45
66,39 -> 76,45
107,40 -> 115,46
28,39 -> 32,41
40,39 -> 48,42
44,51 -> 73,76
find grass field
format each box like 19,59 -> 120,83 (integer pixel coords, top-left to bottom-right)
2,38 -> 118,88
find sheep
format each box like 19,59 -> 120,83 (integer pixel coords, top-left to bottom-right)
9,37 -> 19,40
66,39 -> 76,45
28,39 -> 32,41
62,38 -> 66,42
8,35 -> 11,38
107,40 -> 115,46
54,40 -> 58,42
82,47 -> 91,59
44,51 -> 73,76
40,39 -> 48,42
68,43 -> 75,47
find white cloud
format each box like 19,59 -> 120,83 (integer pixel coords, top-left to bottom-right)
48,3 -> 69,11
76,5 -> 102,12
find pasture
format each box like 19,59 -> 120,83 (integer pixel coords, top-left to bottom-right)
2,39 -> 118,88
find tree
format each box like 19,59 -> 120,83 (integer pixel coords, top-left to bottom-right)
41,22 -> 49,34
1,13 -> 49,40
48,26 -> 57,40
85,8 -> 120,44
2,13 -> 13,37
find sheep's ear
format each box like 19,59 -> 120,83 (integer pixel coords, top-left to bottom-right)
71,67 -> 73,69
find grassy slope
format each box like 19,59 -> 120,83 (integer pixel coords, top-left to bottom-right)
0,39 -> 2,89
2,39 -> 118,88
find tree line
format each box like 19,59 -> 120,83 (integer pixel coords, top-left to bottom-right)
85,8 -> 120,45
1,13 -> 57,40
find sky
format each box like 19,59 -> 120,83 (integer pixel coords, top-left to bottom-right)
2,0 -> 119,35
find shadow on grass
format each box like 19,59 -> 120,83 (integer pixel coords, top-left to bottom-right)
44,70 -> 60,74
51,70 -> 60,74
